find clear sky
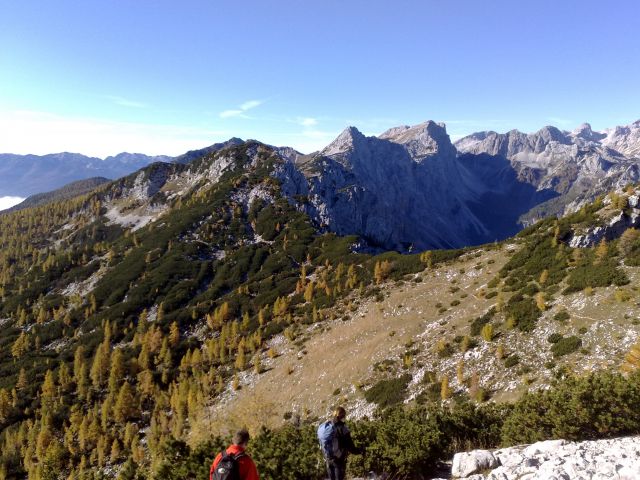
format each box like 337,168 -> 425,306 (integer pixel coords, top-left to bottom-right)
0,0 -> 639,157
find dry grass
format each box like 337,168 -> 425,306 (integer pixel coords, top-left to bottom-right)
208,244 -> 640,433
210,246 -> 508,429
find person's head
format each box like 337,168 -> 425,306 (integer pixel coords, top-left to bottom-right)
233,429 -> 250,447
332,406 -> 346,422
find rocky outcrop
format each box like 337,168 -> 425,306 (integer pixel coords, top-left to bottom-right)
603,120 -> 640,158
568,193 -> 640,247
452,449 -> 500,477
447,436 -> 640,479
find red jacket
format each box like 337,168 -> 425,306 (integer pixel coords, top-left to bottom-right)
210,444 -> 259,480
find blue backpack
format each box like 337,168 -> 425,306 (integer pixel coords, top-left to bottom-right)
317,420 -> 340,459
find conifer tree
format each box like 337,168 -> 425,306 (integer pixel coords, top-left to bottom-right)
113,383 -> 137,423
595,238 -> 608,264
535,292 -> 546,311
41,370 -> 57,412
481,323 -> 494,342
108,349 -> 126,393
539,269 -> 549,285
622,341 -> 640,372
169,321 -> 180,347
456,360 -> 464,384
16,368 -> 28,391
440,376 -> 451,400
304,281 -> 314,303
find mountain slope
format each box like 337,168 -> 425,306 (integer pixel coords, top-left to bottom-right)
4,177 -> 111,213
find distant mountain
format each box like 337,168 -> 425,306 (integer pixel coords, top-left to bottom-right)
4,177 -> 111,212
0,151 -> 172,197
455,120 -> 640,223
276,122 -> 489,250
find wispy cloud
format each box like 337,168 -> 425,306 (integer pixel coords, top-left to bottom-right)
219,99 -> 264,119
0,109 -> 228,158
107,95 -> 147,108
547,116 -> 573,126
298,117 -> 318,127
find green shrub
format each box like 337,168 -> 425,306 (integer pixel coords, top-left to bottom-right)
364,374 -> 412,408
505,296 -> 540,332
504,355 -> 520,368
554,310 -> 570,322
551,336 -> 582,358
250,425 -> 325,480
349,407 -> 445,477
564,260 -> 629,294
470,309 -> 495,336
547,333 -> 563,344
501,371 -> 640,444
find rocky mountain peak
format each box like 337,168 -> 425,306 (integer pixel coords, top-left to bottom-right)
535,125 -> 570,146
379,121 -> 455,161
573,122 -> 593,135
320,126 -> 366,157
571,122 -> 606,142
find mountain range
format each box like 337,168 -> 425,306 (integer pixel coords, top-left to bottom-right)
0,151 -> 172,197
2,119 -> 638,250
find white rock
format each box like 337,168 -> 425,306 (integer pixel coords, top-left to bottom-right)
445,436 -> 640,479
452,449 -> 499,478
523,439 -> 567,457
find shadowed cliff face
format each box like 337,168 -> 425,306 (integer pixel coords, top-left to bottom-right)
275,122 -> 492,251
274,123 -> 561,251
457,152 -> 559,239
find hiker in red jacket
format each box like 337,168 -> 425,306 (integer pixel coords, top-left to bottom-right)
210,429 -> 260,480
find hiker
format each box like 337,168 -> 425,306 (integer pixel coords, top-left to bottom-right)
210,429 -> 260,480
317,406 -> 364,480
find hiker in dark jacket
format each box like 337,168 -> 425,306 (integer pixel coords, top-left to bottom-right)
210,429 -> 259,480
320,406 -> 363,480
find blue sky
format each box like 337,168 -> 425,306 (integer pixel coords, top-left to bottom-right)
0,0 -> 638,157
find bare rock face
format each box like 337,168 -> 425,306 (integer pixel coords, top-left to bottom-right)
275,122 -> 492,251
449,436 -> 640,479
273,119 -> 640,252
603,120 -> 640,158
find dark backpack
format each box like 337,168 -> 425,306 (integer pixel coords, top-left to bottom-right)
212,450 -> 244,480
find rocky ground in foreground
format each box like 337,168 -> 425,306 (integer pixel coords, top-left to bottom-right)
444,436 -> 640,480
